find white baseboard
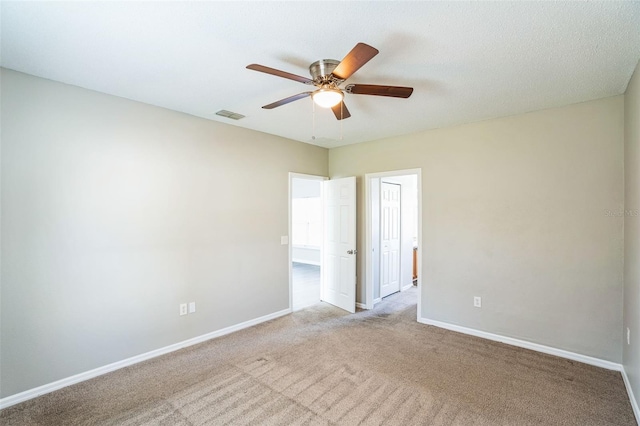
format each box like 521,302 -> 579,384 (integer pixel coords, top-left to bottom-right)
0,308 -> 291,410
401,284 -> 413,291
373,297 -> 382,305
622,367 -> 640,424
356,302 -> 367,309
418,317 -> 622,371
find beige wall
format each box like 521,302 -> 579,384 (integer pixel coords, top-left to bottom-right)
624,60 -> 640,411
330,96 -> 624,362
0,69 -> 328,397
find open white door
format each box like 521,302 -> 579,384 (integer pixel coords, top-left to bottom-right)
322,177 -> 356,313
380,182 -> 401,298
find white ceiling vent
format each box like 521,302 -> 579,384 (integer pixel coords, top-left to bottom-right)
215,110 -> 245,120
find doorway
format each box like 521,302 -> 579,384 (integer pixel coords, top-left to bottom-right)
288,173 -> 357,314
289,174 -> 325,311
365,169 -> 421,318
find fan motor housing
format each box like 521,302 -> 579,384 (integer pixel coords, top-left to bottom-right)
309,59 -> 340,80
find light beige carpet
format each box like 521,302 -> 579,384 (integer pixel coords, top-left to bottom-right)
1,288 -> 635,425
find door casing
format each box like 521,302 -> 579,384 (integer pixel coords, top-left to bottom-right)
365,168 -> 422,320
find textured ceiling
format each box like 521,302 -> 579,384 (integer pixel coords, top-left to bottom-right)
2,1 -> 639,148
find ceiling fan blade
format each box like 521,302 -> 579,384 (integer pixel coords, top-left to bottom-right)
262,92 -> 312,109
331,43 -> 379,80
331,101 -> 351,120
346,84 -> 413,98
247,64 -> 313,84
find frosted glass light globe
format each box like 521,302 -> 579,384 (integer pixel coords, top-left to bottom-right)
312,88 -> 343,108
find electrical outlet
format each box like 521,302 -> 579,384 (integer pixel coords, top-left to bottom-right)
179,303 -> 188,316
189,302 -> 196,314
628,327 -> 631,345
473,296 -> 482,308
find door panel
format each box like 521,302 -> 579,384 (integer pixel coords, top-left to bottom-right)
322,177 -> 356,313
380,182 -> 401,298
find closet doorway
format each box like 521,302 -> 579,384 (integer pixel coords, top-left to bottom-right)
365,169 -> 422,318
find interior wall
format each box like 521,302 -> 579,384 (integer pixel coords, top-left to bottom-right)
330,96 -> 624,362
624,59 -> 640,410
0,69 -> 328,398
291,247 -> 321,265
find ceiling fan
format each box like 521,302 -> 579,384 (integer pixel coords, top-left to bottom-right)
247,43 -> 413,120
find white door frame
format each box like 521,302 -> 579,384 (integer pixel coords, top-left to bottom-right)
365,168 -> 422,320
288,172 -> 328,311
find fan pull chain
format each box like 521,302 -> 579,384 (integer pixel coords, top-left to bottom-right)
311,99 -> 316,140
340,102 -> 344,140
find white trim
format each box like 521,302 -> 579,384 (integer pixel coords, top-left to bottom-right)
374,297 -> 382,305
418,317 -> 622,371
401,284 -> 413,292
622,367 -> 640,424
364,168 -> 422,315
356,302 -> 367,309
0,308 -> 291,410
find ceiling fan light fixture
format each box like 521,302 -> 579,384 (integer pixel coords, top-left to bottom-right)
247,43 -> 412,120
312,87 -> 343,108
